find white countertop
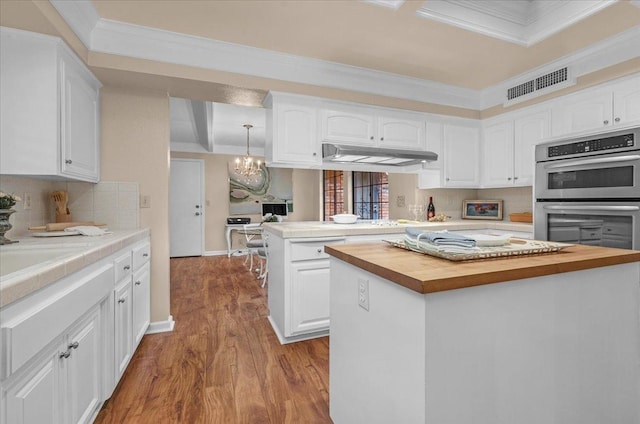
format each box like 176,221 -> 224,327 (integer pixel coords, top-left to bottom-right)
262,220 -> 533,238
0,228 -> 149,307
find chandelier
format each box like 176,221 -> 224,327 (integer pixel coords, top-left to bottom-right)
234,124 -> 262,180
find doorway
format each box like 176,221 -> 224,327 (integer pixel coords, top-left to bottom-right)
169,158 -> 205,257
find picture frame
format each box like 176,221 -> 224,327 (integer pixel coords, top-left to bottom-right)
462,200 -> 503,220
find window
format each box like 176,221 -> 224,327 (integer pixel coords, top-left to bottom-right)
322,170 -> 389,221
353,171 -> 389,220
323,170 -> 344,220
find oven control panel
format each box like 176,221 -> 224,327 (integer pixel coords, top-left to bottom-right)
548,133 -> 635,158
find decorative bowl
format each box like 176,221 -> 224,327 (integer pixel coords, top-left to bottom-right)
331,214 -> 359,224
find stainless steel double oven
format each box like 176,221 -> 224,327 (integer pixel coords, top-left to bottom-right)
534,127 -> 640,250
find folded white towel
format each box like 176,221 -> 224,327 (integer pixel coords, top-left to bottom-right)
64,225 -> 113,236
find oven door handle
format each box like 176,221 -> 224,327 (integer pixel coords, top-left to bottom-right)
543,155 -> 640,169
542,205 -> 640,211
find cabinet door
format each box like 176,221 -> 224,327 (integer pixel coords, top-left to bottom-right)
481,121 -> 514,187
612,77 -> 640,127
66,309 -> 101,424
377,114 -> 426,150
289,260 -> 331,336
514,110 -> 550,186
553,89 -> 612,136
273,103 -> 320,165
114,280 -> 133,380
443,124 -> 480,187
3,351 -> 61,424
132,264 -> 151,348
320,108 -> 375,146
60,54 -> 100,182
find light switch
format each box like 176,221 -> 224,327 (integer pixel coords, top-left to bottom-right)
140,195 -> 151,208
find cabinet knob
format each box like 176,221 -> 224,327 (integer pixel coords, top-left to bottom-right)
135,280 -> 141,286
507,177 -> 512,181
143,253 -> 149,257
65,159 -> 72,164
59,350 -> 71,359
124,265 -> 131,270
603,120 -> 609,125
514,176 -> 518,180
195,212 -> 200,216
615,117 -> 621,122
68,341 -> 79,350
370,136 -> 374,140
317,248 -> 322,253
313,152 -> 317,156
380,137 -> 384,141
118,298 -> 126,304
195,205 -> 200,208
446,177 -> 450,181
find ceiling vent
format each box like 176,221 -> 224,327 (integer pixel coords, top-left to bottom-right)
505,67 -> 574,106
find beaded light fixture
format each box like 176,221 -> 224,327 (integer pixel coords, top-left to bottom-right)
234,124 -> 261,180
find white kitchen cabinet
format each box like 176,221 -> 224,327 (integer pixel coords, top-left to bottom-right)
551,74 -> 640,136
481,109 -> 550,188
320,104 -> 426,150
132,263 -> 151,348
290,260 -> 331,335
482,121 -> 514,187
114,279 -> 133,382
0,27 -> 101,182
0,263 -> 112,424
263,93 -> 321,167
443,122 -> 481,187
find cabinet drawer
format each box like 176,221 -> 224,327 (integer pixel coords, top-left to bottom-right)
603,222 -> 630,237
132,242 -> 150,271
290,239 -> 345,262
580,227 -> 602,241
114,251 -> 132,282
1,263 -> 113,379
548,226 -> 579,242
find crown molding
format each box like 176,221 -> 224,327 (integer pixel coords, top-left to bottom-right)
50,0 -> 638,112
49,0 -> 99,48
416,0 -> 617,47
480,25 -> 640,109
90,18 -> 481,109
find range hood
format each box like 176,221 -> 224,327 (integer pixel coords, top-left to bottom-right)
322,144 -> 438,166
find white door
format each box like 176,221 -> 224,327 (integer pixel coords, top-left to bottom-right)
169,159 -> 204,257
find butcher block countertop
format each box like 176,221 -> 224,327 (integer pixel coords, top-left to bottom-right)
324,242 -> 640,294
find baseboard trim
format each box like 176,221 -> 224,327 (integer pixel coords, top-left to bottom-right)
203,250 -> 227,256
146,315 -> 175,334
267,315 -> 329,345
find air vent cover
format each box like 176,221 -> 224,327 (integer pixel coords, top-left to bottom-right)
505,67 -> 573,105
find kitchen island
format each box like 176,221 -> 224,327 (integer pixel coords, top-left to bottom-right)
262,220 -> 533,344
325,242 -> 640,424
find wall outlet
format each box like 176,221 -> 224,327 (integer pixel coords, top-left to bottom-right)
358,278 -> 369,311
396,195 -> 405,208
23,192 -> 32,210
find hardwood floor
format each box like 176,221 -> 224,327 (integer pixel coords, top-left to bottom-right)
95,255 -> 332,424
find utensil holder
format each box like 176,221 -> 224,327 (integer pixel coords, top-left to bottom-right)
56,212 -> 72,223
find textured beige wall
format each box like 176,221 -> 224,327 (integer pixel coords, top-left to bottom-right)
171,151 -> 321,252
101,87 -> 171,323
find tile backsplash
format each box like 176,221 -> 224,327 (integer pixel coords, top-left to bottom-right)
0,176 -> 139,237
416,186 -> 533,220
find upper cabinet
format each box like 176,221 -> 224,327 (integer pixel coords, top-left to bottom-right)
481,108 -> 551,188
320,104 -> 426,151
551,74 -> 640,137
443,121 -> 481,188
0,28 -> 101,182
264,93 -> 322,167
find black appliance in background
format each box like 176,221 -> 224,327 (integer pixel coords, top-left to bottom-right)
227,217 -> 251,225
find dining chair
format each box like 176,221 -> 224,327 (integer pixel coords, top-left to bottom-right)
242,224 -> 268,286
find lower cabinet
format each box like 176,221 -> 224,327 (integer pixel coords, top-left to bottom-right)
3,301 -> 106,424
114,279 -> 133,381
0,236 -> 151,424
290,260 -> 331,335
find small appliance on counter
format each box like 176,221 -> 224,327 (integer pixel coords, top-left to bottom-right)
227,217 -> 251,224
